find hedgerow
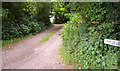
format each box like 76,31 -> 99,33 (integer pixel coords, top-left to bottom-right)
60,2 -> 120,69
2,2 -> 52,40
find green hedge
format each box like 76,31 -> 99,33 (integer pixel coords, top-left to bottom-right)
61,22 -> 119,69
60,2 -> 120,69
2,2 -> 52,40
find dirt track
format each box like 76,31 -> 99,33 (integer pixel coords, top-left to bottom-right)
2,24 -> 69,69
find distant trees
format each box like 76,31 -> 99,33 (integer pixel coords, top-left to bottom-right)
52,2 -> 70,24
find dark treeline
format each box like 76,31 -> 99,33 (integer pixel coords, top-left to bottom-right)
2,2 -> 52,40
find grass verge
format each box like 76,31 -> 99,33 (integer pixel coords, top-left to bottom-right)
2,34 -> 33,47
60,45 -> 72,65
40,27 -> 61,43
60,45 -> 77,68
2,25 -> 53,47
40,30 -> 56,43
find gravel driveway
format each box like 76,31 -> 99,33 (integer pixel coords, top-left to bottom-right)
2,24 -> 69,69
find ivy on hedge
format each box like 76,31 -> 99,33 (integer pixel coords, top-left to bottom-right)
61,2 -> 120,69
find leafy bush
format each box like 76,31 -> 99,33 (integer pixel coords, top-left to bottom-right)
20,24 -> 31,35
38,22 -> 47,31
60,2 -> 120,69
61,20 -> 119,69
28,22 -> 40,33
2,2 -> 52,42
2,21 -> 20,40
2,9 -> 9,20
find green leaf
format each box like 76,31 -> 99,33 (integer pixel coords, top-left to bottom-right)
102,62 -> 105,67
97,59 -> 101,63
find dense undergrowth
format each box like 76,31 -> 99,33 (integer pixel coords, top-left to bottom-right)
60,2 -> 120,69
2,2 -> 52,46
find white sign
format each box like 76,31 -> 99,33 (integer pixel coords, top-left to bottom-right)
104,39 -> 120,47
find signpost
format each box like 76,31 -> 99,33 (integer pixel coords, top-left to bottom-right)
104,39 -> 120,47
104,39 -> 120,70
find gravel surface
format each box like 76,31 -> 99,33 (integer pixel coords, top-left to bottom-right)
2,24 -> 70,69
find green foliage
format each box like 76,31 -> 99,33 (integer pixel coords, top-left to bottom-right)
2,2 -> 52,41
2,2 -> 53,46
2,9 -> 9,19
60,2 -> 120,69
28,22 -> 40,33
20,24 -> 30,35
52,2 -> 69,24
61,21 -> 119,69
78,2 -> 120,23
